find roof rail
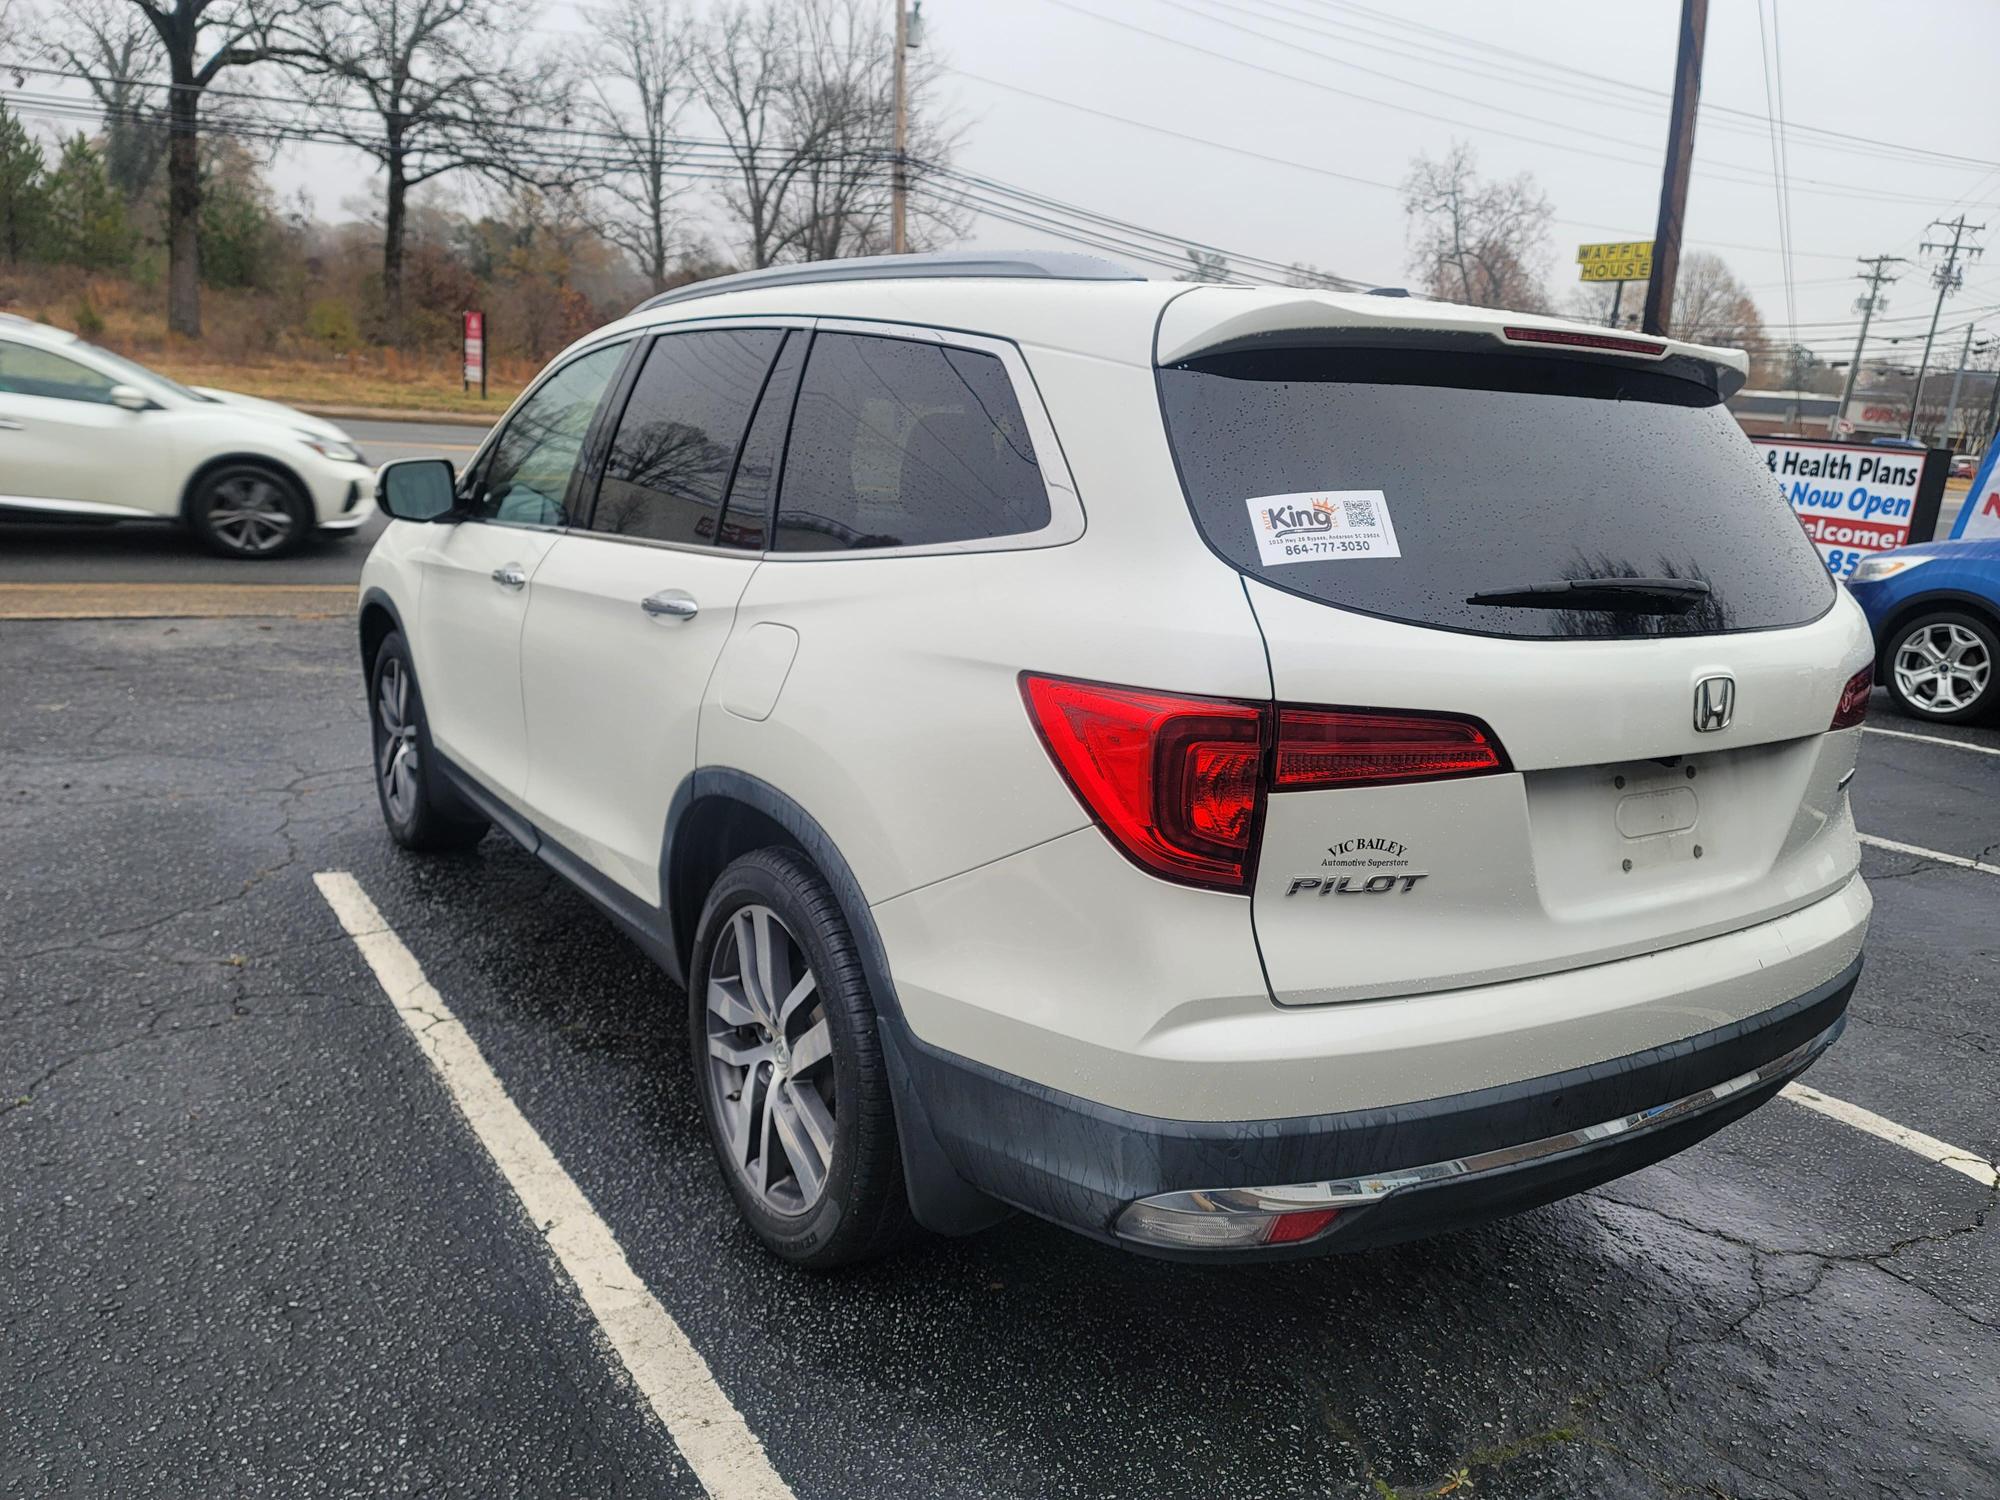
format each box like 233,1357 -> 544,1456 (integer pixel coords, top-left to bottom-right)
632,251 -> 1143,314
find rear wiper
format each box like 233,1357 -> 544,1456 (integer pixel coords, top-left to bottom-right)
1465,577 -> 1712,614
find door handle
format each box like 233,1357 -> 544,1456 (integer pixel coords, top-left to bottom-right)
491,564 -> 528,590
640,589 -> 699,620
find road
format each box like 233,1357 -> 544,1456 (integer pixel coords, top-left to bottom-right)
1,608 -> 1996,1499
0,419 -> 487,585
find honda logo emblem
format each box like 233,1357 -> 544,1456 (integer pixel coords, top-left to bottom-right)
1693,675 -> 1735,733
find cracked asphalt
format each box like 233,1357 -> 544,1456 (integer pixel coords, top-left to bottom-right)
3,615 -> 1997,1500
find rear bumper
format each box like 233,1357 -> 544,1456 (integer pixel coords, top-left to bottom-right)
894,955 -> 1858,1260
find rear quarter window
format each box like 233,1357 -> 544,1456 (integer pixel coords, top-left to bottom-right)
773,332 -> 1049,552
1159,346 -> 1836,639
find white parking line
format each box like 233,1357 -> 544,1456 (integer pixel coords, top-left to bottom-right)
1864,724 -> 2000,758
313,871 -> 795,1500
1782,1083 -> 2000,1189
1858,832 -> 2000,878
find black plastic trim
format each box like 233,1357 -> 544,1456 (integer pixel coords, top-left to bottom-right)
890,952 -> 1861,1259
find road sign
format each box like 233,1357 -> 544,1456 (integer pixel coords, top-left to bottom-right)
462,309 -> 487,398
1578,240 -> 1654,283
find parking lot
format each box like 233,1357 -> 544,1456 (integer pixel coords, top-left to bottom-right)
3,524 -> 1997,1496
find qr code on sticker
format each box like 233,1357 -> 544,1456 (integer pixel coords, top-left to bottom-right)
1341,496 -> 1379,529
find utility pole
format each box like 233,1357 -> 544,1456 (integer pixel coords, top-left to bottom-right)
891,1 -> 922,255
1905,213 -> 1985,440
1835,254 -> 1903,438
1940,325 -> 1990,450
1643,0 -> 1708,337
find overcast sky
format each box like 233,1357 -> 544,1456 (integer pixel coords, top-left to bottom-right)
15,0 -> 1999,357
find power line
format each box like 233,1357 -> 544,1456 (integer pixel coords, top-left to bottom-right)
1298,0 -> 2000,175
1754,0 -> 1797,357
1058,0 -> 1999,209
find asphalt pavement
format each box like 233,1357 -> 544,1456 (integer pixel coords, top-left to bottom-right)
0,420 -> 487,586
2,607 -> 1997,1499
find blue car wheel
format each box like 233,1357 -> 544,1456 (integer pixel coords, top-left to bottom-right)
1883,609 -> 1998,724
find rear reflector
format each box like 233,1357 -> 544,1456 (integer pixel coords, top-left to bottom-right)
1831,664 -> 1873,729
1501,325 -> 1668,358
1021,675 -> 1510,892
1113,1198 -> 1343,1251
1274,708 -> 1506,790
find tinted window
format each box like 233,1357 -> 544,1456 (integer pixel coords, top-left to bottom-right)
718,333 -> 807,550
0,341 -> 120,404
1160,347 -> 1835,639
590,329 -> 782,546
774,333 -> 1049,551
471,342 -> 627,527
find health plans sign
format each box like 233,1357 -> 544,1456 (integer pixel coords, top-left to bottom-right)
1754,437 -> 1920,578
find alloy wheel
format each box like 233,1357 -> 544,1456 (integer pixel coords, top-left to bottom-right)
1893,621 -> 1992,714
207,473 -> 297,555
375,658 -> 421,823
704,904 -> 836,1216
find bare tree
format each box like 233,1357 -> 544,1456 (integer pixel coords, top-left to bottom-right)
120,0 -> 294,336
1571,251 -> 1766,349
585,0 -> 693,295
1176,248 -> 1229,283
1402,141 -> 1553,312
47,0 -> 170,205
693,3 -> 819,270
275,0 -> 571,340
695,0 -> 961,270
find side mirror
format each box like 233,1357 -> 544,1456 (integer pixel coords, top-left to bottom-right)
108,384 -> 153,412
376,458 -> 459,522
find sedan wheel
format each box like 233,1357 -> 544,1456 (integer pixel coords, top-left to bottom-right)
1891,618 -> 1993,718
205,472 -> 299,555
703,903 -> 837,1216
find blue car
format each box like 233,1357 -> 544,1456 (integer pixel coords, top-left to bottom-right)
1845,538 -> 2000,723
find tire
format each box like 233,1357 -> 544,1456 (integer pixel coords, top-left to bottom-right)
188,463 -> 313,559
688,848 -> 916,1269
1883,610 -> 1999,725
367,631 -> 489,852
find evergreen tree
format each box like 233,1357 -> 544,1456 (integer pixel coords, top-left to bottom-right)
41,135 -> 131,270
0,103 -> 47,263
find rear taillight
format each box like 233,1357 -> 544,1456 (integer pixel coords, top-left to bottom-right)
1021,675 -> 1508,892
1831,665 -> 1873,729
1273,708 -> 1506,790
1020,675 -> 1265,891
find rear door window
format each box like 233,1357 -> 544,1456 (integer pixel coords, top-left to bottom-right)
589,328 -> 784,547
1159,346 -> 1835,639
773,332 -> 1049,551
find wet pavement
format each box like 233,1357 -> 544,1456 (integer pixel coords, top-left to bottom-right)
2,615 -> 1996,1499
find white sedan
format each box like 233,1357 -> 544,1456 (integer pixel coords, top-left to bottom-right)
0,314 -> 376,558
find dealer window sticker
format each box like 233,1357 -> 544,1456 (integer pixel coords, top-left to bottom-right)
1245,490 -> 1401,565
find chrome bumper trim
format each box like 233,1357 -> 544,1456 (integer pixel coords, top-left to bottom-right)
1117,1017 -> 1842,1232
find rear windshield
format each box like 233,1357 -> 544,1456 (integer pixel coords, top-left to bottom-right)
1159,346 -> 1835,639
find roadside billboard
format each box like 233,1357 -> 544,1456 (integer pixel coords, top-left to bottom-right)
1753,436 -> 1928,577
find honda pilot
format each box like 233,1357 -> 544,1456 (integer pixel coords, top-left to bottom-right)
357,252 -> 1871,1266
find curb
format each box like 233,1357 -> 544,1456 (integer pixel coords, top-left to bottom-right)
298,404 -> 497,428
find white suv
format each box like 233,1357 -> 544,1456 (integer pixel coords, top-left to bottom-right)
0,315 -> 375,557
358,252 -> 1873,1267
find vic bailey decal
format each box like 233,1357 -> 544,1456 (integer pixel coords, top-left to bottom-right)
1286,836 -> 1428,896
